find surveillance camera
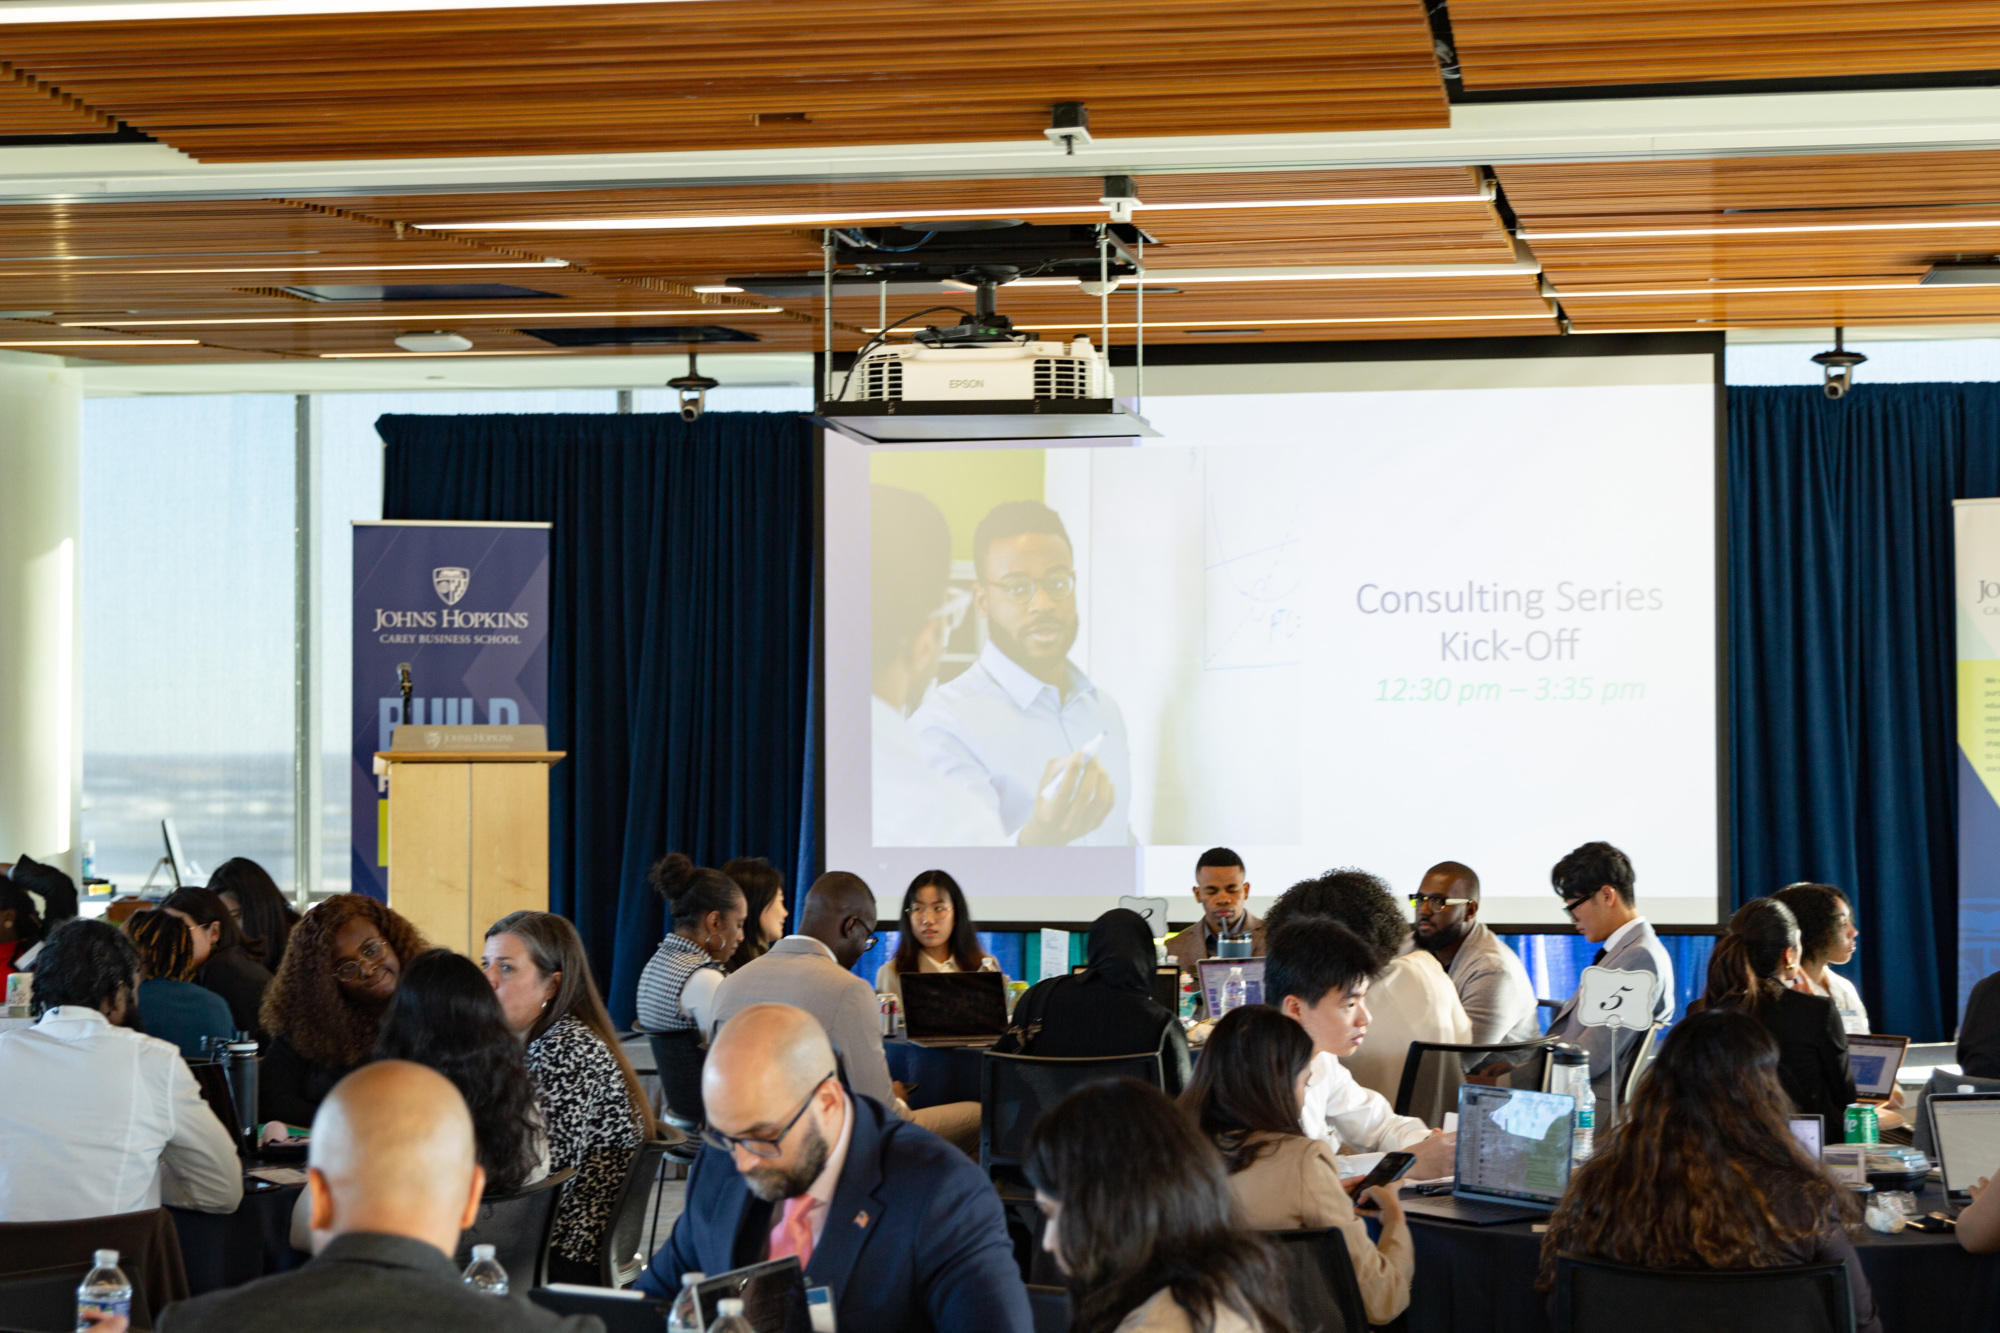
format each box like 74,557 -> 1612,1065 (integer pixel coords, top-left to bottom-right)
680,400 -> 702,422
1823,378 -> 1849,401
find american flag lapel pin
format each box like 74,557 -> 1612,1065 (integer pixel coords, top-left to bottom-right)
853,1210 -> 870,1228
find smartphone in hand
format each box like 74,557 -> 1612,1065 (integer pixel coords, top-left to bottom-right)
1345,1151 -> 1417,1201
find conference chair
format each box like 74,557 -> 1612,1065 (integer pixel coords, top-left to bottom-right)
1025,1285 -> 1071,1333
0,1263 -> 92,1333
595,1139 -> 676,1288
645,1032 -> 708,1178
1392,1039 -> 1556,1127
1550,1256 -> 1854,1333
1265,1227 -> 1367,1333
0,1209 -> 188,1328
979,1050 -> 1165,1179
454,1166 -> 574,1290
1618,1023 -> 1663,1103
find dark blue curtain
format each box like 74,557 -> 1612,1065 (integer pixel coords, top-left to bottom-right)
378,412 -> 816,1027
1731,384 -> 2000,1041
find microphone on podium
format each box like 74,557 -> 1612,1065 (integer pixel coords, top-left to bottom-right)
397,662 -> 413,726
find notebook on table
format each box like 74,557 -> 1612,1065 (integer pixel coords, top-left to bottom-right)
1928,1093 -> 2000,1216
900,971 -> 1008,1048
1401,1085 -> 1575,1226
1846,1034 -> 1910,1108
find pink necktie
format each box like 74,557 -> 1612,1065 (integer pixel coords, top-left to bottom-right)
769,1195 -> 815,1270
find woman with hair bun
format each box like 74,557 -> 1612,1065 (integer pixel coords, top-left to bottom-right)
633,852 -> 746,1037
1692,896 -> 1854,1121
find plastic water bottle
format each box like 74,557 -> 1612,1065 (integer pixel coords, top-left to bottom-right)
462,1244 -> 509,1297
710,1298 -> 755,1333
1551,1045 -> 1594,1164
667,1272 -> 706,1332
1219,966 -> 1247,1016
76,1250 -> 132,1330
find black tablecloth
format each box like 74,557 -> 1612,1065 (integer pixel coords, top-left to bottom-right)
169,1179 -> 307,1295
1404,1185 -> 2000,1333
883,1038 -> 987,1109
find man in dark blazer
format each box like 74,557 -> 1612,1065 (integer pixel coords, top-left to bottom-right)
159,1061 -> 598,1333
638,1002 -> 1031,1333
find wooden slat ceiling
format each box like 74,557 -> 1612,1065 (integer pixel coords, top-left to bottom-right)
1447,0 -> 2000,90
0,66 -> 111,135
0,0 -> 1446,161
1499,150 -> 2000,332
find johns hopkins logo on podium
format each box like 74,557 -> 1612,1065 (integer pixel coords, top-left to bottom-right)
432,567 -> 471,606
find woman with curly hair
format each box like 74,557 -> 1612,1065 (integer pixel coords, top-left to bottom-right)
258,893 -> 425,1127
1539,1008 -> 1882,1333
483,910 -> 656,1284
124,908 -> 235,1058
1262,868 -> 1469,1102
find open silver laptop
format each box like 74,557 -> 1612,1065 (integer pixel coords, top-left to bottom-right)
1401,1085 -> 1575,1226
1928,1092 -> 2000,1215
1846,1034 -> 1910,1108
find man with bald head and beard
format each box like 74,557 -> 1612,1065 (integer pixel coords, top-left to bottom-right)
1410,860 -> 1540,1047
638,1003 -> 1030,1333
160,1061 -> 597,1333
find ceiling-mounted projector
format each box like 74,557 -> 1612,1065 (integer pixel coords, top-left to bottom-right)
813,272 -> 1155,444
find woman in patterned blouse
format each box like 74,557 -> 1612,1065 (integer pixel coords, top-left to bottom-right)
482,910 -> 657,1285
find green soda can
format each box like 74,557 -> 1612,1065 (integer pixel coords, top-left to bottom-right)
1844,1103 -> 1879,1145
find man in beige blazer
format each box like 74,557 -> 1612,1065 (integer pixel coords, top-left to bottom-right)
1165,848 -> 1266,1017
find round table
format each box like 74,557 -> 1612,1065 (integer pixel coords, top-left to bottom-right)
883,1037 -> 988,1110
1404,1185 -> 2000,1333
170,1177 -> 308,1295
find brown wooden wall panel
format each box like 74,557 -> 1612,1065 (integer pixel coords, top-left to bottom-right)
1449,1 -> 2000,90
1,0 -> 1446,161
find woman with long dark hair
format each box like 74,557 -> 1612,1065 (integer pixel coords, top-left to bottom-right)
1027,1078 -> 1289,1333
873,869 -> 1000,999
123,908 -> 235,1058
162,884 -> 273,1039
634,853 -> 745,1035
484,909 -> 657,1285
259,894 -> 426,1126
1773,881 -> 1869,1035
376,949 -> 548,1192
721,856 -> 788,973
1692,896 -> 1854,1121
207,858 -> 300,973
1540,1008 -> 1882,1333
1180,1005 -> 1410,1324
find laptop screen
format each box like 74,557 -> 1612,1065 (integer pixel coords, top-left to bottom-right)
899,971 -> 1007,1040
1454,1086 -> 1574,1205
1932,1095 -> 2000,1195
1787,1114 -> 1823,1160
1196,958 -> 1265,1015
695,1257 -> 807,1333
1846,1035 -> 1907,1098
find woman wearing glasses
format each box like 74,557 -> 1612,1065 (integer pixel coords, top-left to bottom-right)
258,893 -> 426,1127
873,870 -> 1002,1001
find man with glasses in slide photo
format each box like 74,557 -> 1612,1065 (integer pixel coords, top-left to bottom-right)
638,1004 -> 1031,1333
912,499 -> 1132,846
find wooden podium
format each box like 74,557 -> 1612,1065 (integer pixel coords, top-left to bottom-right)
376,726 -> 565,956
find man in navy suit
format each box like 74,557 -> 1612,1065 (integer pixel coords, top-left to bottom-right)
637,1003 -> 1031,1333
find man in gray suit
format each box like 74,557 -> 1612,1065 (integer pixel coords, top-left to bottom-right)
710,871 -> 980,1154
1543,841 -> 1675,1113
159,1061 -> 598,1333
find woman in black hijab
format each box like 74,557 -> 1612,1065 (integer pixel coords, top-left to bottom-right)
998,908 -> 1192,1094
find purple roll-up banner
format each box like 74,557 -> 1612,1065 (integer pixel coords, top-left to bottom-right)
350,521 -> 551,901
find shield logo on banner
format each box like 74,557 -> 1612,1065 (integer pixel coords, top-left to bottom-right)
432,567 -> 471,606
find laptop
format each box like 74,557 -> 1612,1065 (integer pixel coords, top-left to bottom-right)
1068,963 -> 1184,1013
1927,1093 -> 2000,1216
695,1257 -> 809,1333
1787,1113 -> 1824,1160
531,1286 -> 669,1333
899,971 -> 1008,1048
1845,1034 -> 1910,1107
1401,1085 -> 1575,1226
1196,958 -> 1266,1014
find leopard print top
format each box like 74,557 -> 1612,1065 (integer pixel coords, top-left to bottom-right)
525,1014 -> 645,1266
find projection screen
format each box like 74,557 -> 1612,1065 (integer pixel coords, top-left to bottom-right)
824,348 -> 1722,927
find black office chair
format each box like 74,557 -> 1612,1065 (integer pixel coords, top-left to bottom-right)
646,1031 -> 708,1177
1392,1039 -> 1556,1127
1025,1284 -> 1070,1333
0,1265 -> 93,1333
455,1166 -> 575,1290
1265,1227 -> 1367,1333
1551,1256 -> 1855,1333
595,1139 -> 676,1288
979,1050 -> 1165,1178
0,1209 -> 186,1329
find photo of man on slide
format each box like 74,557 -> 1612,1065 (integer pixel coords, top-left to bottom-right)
910,500 -> 1132,846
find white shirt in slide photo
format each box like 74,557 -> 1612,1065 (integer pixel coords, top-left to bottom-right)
871,694 -> 1009,848
910,641 -> 1132,845
1298,1049 -> 1434,1177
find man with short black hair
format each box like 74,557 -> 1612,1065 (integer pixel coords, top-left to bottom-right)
911,499 -> 1129,846
1265,918 -> 1452,1181
1165,848 -> 1265,1015
0,919 -> 242,1222
1543,841 -> 1674,1107
1411,861 -> 1540,1046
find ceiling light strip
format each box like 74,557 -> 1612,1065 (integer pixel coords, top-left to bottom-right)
421,193 -> 1493,232
1524,219 -> 2000,241
0,260 -> 570,277
318,349 -> 583,358
0,0 -> 719,22
0,338 -> 203,346
1556,282 -> 1922,298
63,306 -> 783,328
865,312 -> 1554,333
